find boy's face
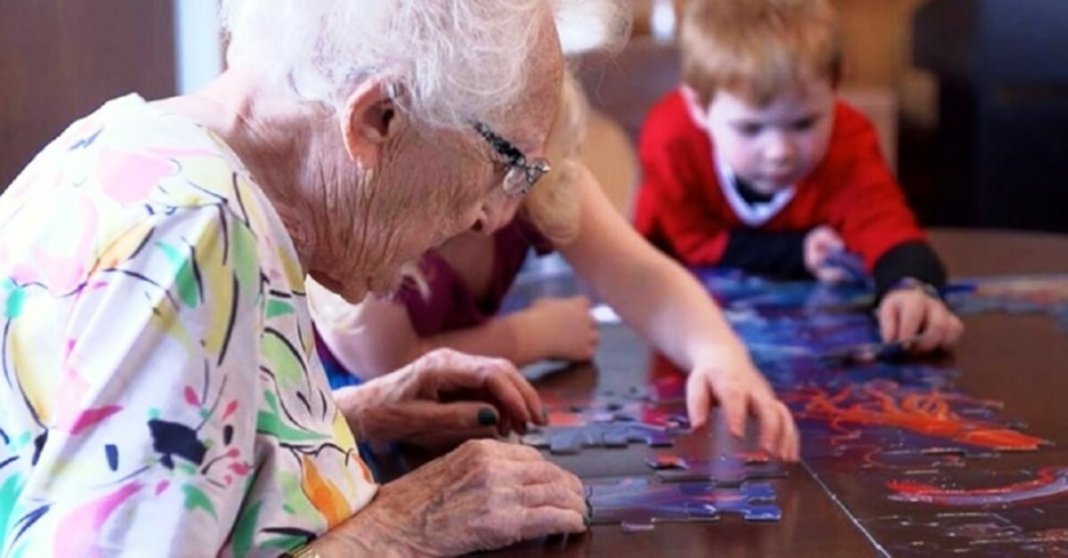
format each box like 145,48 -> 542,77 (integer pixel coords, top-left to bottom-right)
705,79 -> 836,195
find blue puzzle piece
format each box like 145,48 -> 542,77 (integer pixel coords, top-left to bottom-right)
523,423 -> 675,454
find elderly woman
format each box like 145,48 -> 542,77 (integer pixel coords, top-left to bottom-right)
0,1 -> 630,556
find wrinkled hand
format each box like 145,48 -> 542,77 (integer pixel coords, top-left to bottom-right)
523,296 -> 598,362
335,349 -> 546,449
334,440 -> 589,556
686,344 -> 799,462
804,225 -> 848,283
877,288 -> 964,352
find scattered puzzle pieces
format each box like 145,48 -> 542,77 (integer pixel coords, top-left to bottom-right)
646,451 -> 787,485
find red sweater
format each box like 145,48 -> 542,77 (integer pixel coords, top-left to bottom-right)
634,90 -> 926,272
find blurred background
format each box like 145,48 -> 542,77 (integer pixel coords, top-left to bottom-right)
2,0 -> 1066,232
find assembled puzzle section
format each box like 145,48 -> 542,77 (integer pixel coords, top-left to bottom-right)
586,476 -> 782,532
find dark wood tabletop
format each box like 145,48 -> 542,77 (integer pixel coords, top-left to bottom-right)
397,228 -> 1068,557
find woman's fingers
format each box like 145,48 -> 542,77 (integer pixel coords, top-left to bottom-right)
358,400 -> 499,444
421,351 -> 540,426
517,507 -> 588,540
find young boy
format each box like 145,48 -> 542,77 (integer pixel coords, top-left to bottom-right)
634,0 -> 963,352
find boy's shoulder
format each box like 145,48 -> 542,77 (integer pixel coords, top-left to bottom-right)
831,100 -> 878,140
641,89 -> 706,143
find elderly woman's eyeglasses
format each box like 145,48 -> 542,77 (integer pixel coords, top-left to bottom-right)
473,122 -> 551,197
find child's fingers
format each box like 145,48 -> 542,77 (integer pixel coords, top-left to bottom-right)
896,299 -> 926,347
685,373 -> 712,430
878,301 -> 900,342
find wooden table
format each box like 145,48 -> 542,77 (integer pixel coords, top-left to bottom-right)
401,229 -> 1068,557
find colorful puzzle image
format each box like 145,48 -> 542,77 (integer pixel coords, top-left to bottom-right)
509,270 -> 1068,548
781,379 -> 1050,454
586,476 -> 782,532
887,466 -> 1068,507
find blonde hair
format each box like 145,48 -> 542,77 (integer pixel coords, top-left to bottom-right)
680,0 -> 842,107
520,71 -> 588,246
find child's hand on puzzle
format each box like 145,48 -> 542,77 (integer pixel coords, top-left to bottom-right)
877,286 -> 964,352
524,296 -> 599,362
686,344 -> 800,462
804,225 -> 851,283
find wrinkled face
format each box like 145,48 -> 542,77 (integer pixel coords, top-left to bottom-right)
706,78 -> 836,195
310,23 -> 563,302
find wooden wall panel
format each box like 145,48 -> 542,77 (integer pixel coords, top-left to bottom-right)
0,1 -> 175,189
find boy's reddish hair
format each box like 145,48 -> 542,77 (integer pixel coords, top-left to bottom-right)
680,0 -> 842,107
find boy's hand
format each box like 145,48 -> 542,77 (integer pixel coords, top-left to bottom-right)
686,345 -> 799,462
877,288 -> 964,352
523,296 -> 598,362
804,225 -> 848,282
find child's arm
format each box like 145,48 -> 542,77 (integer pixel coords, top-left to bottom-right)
876,280 -> 964,351
827,106 -> 964,350
563,167 -> 798,461
315,274 -> 598,380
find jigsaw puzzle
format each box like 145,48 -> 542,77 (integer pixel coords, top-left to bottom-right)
886,466 -> 1068,507
586,476 -> 782,532
509,270 -> 1068,546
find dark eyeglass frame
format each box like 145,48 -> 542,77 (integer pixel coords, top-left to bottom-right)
473,121 -> 551,197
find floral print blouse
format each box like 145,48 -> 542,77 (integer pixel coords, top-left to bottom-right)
0,95 -> 377,557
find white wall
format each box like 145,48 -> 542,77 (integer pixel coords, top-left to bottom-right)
174,0 -> 222,94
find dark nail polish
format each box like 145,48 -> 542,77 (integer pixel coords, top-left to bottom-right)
477,408 -> 498,426
584,515 -> 592,528
586,498 -> 593,516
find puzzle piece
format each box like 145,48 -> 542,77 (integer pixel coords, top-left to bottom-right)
646,451 -> 787,485
522,423 -> 675,454
523,388 -> 692,454
587,476 -> 782,531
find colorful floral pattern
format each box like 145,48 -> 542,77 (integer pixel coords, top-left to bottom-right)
0,95 -> 377,557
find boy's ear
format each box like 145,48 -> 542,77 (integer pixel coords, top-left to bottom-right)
340,80 -> 407,167
680,85 -> 709,130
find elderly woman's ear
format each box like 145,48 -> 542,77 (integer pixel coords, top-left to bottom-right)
341,79 -> 406,167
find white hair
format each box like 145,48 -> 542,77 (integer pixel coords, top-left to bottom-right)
220,0 -> 630,129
